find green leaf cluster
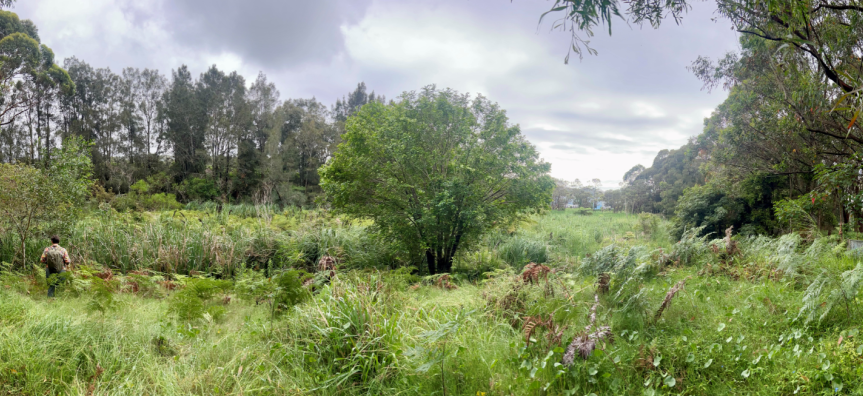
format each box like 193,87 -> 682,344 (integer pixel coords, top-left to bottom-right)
321,86 -> 554,274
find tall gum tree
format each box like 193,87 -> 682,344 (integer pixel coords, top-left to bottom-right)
321,86 -> 554,274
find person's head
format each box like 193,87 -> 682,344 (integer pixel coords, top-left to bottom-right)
50,235 -> 60,244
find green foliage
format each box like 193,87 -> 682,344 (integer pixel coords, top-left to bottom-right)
168,277 -> 232,322
8,212 -> 863,394
406,308 -> 474,394
321,86 -> 554,274
669,225 -> 709,266
112,190 -> 183,212
130,179 -> 150,194
811,155 -> 863,232
86,276 -> 119,315
572,207 -> 593,215
270,269 -> 311,318
672,184 -> 743,240
43,137 -> 94,208
540,0 -> 689,62
578,244 -> 647,276
150,335 -> 177,357
635,213 -> 660,236
234,267 -> 275,303
176,177 -> 219,202
799,264 -> 863,325
0,164 -> 70,266
498,236 -> 548,269
452,249 -> 506,281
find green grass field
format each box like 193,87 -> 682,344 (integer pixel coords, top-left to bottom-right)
2,210 -> 862,395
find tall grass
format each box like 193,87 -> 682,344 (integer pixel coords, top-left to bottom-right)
0,207 -> 399,274
6,210 -> 863,394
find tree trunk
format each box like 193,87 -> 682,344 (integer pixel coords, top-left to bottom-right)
426,249 -> 437,275
438,254 -> 454,274
426,248 -> 456,275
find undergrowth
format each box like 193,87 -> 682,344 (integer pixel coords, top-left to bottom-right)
1,211 -> 863,394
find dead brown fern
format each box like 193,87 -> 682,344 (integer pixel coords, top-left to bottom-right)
86,364 -> 104,396
94,267 -> 113,281
523,314 -> 568,351
434,274 -> 458,290
654,280 -> 685,322
724,226 -> 739,256
596,273 -> 610,295
634,345 -> 659,372
318,255 -> 338,277
520,262 -> 551,284
523,316 -> 545,344
562,294 -> 613,365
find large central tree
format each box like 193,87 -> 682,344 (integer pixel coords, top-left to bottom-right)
321,86 -> 554,274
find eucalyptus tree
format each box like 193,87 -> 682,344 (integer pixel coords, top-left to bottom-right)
164,65 -> 205,184
196,66 -> 251,196
119,67 -> 143,171
321,87 -> 554,274
249,71 -> 279,152
0,9 -> 71,165
59,58 -> 123,188
137,68 -> 168,167
281,98 -> 337,192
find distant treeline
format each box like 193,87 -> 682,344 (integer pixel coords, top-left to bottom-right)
0,5 -> 384,206
601,30 -> 863,238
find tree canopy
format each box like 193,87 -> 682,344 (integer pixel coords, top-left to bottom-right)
321,86 -> 554,274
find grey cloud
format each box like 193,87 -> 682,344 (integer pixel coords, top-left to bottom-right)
144,0 -> 371,68
524,124 -> 687,152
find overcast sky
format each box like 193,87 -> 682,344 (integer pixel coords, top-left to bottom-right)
18,0 -> 739,188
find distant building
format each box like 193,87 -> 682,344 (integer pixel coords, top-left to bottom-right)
594,201 -> 605,210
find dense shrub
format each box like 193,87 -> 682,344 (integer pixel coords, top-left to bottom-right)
499,236 -> 548,269
176,177 -> 219,202
578,245 -> 650,276
271,270 -> 312,318
168,277 -> 233,322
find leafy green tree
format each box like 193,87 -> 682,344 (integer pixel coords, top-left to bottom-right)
539,0 -> 691,62
321,87 -> 554,274
672,183 -> 744,239
0,137 -> 92,265
248,71 -> 279,152
0,9 -> 71,163
43,136 -> 93,211
59,57 -> 124,189
164,65 -> 206,184
234,138 -> 262,198
0,164 -> 67,267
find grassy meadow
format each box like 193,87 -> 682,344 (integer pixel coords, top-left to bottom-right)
2,209 -> 863,395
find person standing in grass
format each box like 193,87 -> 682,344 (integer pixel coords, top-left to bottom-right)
41,235 -> 71,298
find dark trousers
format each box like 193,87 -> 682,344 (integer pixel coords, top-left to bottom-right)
46,267 -> 66,297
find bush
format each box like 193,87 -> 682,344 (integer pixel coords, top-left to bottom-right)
579,245 -> 649,276
86,277 -> 119,315
168,277 -> 233,322
176,177 -> 219,202
573,208 -> 593,216
452,248 -> 506,282
669,226 -> 709,266
635,213 -> 661,236
499,236 -> 548,269
672,184 -> 743,240
271,270 -> 312,318
111,182 -> 182,212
